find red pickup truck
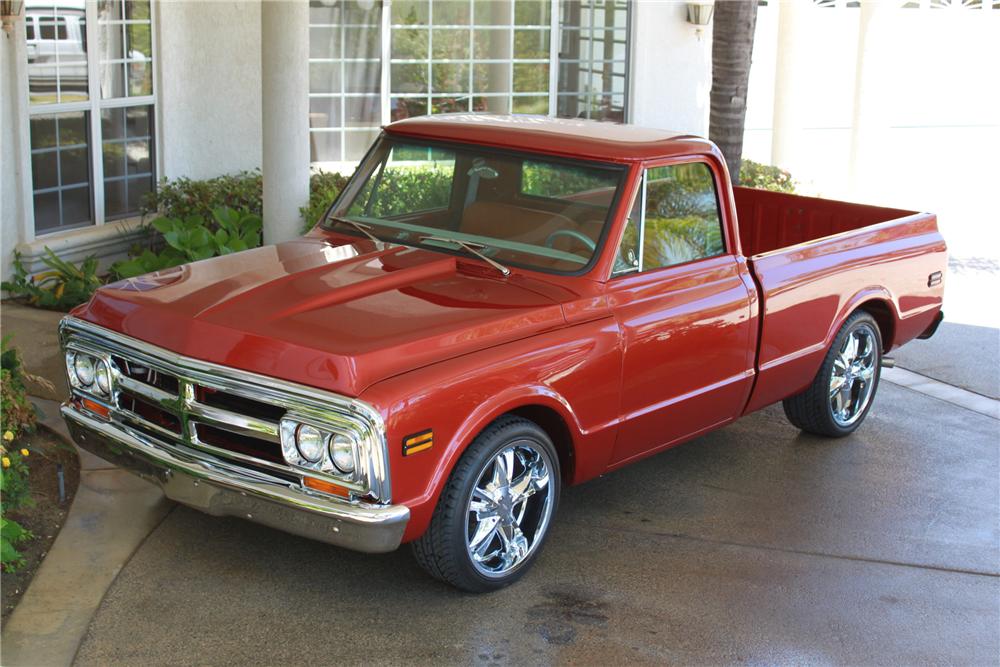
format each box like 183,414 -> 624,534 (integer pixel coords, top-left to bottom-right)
61,115 -> 946,592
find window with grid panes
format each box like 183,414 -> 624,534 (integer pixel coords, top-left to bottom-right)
26,0 -> 156,234
308,0 -> 630,167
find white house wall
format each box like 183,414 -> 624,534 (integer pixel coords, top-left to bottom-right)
744,3 -> 1000,259
629,0 -> 713,136
157,0 -> 263,180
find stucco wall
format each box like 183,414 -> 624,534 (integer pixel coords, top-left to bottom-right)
629,0 -> 713,136
157,0 -> 262,180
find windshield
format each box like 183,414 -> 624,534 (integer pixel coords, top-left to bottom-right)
325,136 -> 627,274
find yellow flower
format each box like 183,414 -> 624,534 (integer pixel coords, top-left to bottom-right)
20,448 -> 30,457
2,431 -> 13,441
2,457 -> 10,468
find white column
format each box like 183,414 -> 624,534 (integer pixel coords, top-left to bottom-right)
770,0 -> 807,172
261,0 -> 310,244
847,0 -> 889,200
2,12 -> 37,283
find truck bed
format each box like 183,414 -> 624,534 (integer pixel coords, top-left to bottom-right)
733,187 -> 920,257
735,187 -> 948,414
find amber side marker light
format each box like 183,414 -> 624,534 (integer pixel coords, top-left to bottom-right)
302,476 -> 350,498
403,429 -> 433,456
81,398 -> 111,419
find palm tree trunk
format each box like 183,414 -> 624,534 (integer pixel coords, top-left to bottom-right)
709,0 -> 759,185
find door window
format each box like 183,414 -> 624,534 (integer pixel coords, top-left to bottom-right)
614,162 -> 725,276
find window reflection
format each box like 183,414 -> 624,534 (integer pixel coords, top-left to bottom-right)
26,0 -> 89,105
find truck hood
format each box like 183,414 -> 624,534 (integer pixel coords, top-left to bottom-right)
75,236 -> 581,396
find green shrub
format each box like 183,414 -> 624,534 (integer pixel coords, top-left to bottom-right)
142,170 -> 263,220
1,338 -> 37,572
2,249 -> 102,311
365,167 -> 454,218
301,171 -> 351,232
739,159 -> 796,193
111,207 -> 262,279
521,162 -> 615,199
1,517 -> 33,572
1,336 -> 37,445
144,169 -> 355,235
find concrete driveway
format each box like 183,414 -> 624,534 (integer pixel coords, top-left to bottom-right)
74,382 -> 999,665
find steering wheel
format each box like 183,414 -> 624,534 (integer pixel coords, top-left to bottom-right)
544,229 -> 597,253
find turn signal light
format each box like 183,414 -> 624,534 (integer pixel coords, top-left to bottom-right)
403,430 -> 433,456
82,398 -> 111,419
302,476 -> 350,498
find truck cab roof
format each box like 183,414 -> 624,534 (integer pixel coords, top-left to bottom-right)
385,113 -> 720,164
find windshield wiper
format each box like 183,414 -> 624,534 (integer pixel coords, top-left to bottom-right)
419,235 -> 511,277
326,216 -> 384,244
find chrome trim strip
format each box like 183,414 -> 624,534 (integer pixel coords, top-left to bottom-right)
189,425 -> 293,477
59,316 -> 393,503
62,405 -> 409,553
187,403 -> 281,444
117,374 -> 177,405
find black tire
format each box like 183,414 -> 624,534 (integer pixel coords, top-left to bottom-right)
411,415 -> 561,593
783,310 -> 883,437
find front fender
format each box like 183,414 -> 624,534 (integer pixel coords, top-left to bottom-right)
360,318 -> 623,542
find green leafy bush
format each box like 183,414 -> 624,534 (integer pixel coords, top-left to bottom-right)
2,249 -> 102,311
343,166 -> 454,220
111,207 -> 262,279
739,159 -> 796,193
141,170 -> 263,220
1,338 -> 37,572
1,336 -> 37,445
301,171 -> 351,232
143,169 -> 354,235
1,517 -> 33,572
521,162 -> 615,199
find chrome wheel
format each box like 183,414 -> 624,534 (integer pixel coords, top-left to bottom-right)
829,324 -> 878,427
465,442 -> 555,578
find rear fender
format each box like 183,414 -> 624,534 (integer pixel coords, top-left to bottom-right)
825,288 -> 900,352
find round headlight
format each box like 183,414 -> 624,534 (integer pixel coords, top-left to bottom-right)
95,362 -> 111,395
329,434 -> 355,474
74,354 -> 96,386
295,424 -> 326,463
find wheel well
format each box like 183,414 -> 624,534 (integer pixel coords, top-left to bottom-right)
859,300 -> 896,351
507,405 -> 575,484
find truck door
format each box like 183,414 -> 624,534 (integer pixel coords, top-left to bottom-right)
606,159 -> 757,467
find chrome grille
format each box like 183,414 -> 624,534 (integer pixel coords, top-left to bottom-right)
60,317 -> 392,503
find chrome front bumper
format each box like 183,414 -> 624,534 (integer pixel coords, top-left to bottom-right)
62,405 -> 410,553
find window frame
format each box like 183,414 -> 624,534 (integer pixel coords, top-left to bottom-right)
24,0 -> 161,241
610,156 -> 731,279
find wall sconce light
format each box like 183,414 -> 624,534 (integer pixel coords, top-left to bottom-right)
1,0 -> 25,37
686,1 -> 715,26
